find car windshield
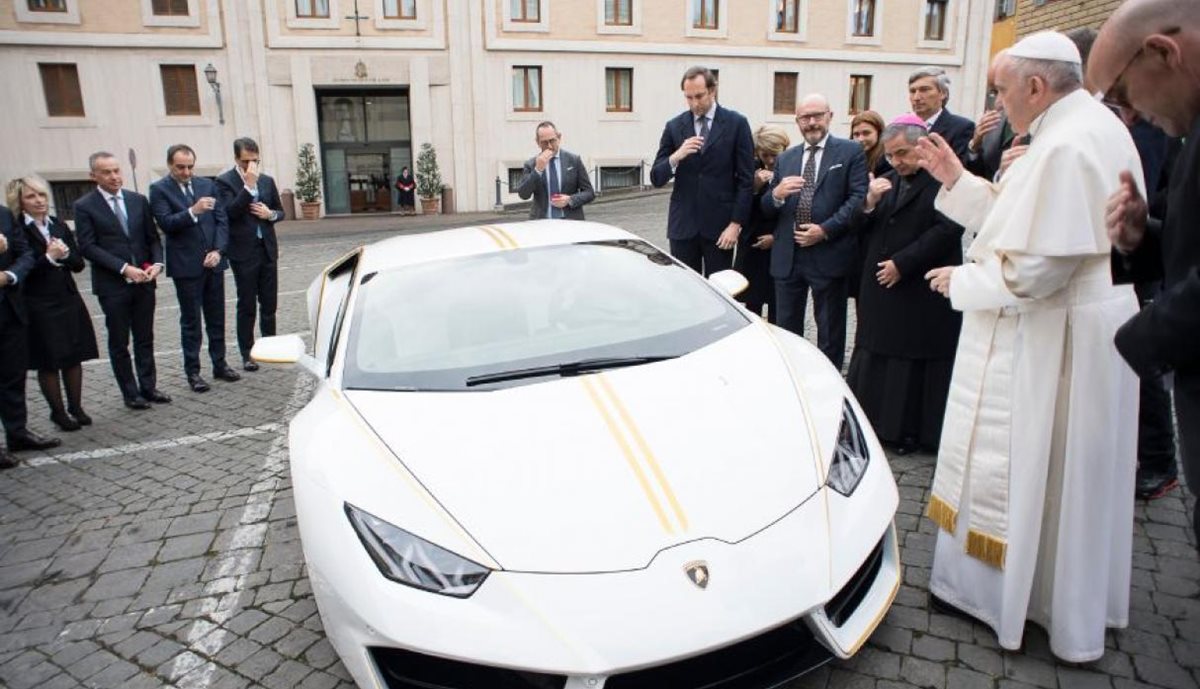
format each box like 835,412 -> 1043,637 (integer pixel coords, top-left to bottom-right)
342,239 -> 750,391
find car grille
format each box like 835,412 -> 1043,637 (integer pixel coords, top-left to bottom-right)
824,536 -> 886,627
370,647 -> 567,689
603,620 -> 831,689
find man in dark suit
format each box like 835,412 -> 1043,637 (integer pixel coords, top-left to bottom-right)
651,66 -> 754,276
761,93 -> 868,370
909,66 -> 976,163
0,208 -> 60,466
73,151 -> 170,410
215,137 -> 283,371
1092,0 -> 1200,548
516,122 -> 595,220
150,144 -> 240,393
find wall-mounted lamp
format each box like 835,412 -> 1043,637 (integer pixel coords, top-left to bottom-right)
203,62 -> 225,125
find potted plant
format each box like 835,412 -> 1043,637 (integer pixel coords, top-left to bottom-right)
295,143 -> 323,220
415,142 -> 444,215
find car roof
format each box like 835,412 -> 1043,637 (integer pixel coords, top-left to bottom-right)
356,220 -> 639,274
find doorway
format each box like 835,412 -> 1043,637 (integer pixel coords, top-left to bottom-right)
316,88 -> 412,215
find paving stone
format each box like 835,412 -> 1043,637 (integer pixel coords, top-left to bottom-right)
83,570 -> 148,602
159,533 -> 216,563
1003,654 -> 1057,689
1131,655 -> 1198,689
947,667 -> 995,689
910,633 -> 955,662
900,656 -> 945,689
1057,667 -> 1113,689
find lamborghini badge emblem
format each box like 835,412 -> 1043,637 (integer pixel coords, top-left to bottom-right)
684,561 -> 709,590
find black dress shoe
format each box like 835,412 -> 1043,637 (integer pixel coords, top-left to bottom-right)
5,430 -> 62,452
143,389 -> 172,404
124,396 -> 151,410
1135,471 -> 1179,500
213,365 -> 242,382
0,449 -> 18,469
68,407 -> 92,426
187,374 -> 211,393
242,359 -> 260,372
50,410 -> 82,432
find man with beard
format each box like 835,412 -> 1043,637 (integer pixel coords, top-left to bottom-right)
847,115 -> 963,456
1090,0 -> 1200,548
918,32 -> 1141,661
760,93 -> 867,369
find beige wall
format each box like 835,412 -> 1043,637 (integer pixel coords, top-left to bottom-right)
493,0 -> 963,54
270,0 -> 439,38
0,0 -> 214,35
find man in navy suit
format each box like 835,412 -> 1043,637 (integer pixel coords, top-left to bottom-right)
0,208 -> 61,465
150,144 -> 240,393
74,151 -> 170,410
908,66 -> 976,163
651,66 -> 754,276
215,138 -> 283,371
761,93 -> 868,370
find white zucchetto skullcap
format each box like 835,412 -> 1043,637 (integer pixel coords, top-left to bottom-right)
1008,31 -> 1082,64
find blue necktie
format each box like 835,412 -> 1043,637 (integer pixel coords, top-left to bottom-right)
110,196 -> 129,236
184,183 -> 194,205
548,157 -> 562,219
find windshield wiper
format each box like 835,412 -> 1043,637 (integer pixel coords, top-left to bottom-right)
465,356 -> 675,387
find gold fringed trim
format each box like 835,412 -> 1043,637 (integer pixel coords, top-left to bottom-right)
926,494 -> 959,534
966,529 -> 1008,570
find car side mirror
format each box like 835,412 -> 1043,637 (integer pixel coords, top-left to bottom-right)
707,269 -> 749,298
251,334 -> 323,378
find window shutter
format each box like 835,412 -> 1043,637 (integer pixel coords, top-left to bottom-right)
161,65 -> 201,116
39,63 -> 84,117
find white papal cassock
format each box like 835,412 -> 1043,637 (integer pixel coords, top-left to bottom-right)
926,89 -> 1141,662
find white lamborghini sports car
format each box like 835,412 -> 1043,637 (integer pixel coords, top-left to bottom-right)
253,220 -> 900,689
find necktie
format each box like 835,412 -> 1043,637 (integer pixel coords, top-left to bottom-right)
184,183 -> 194,205
794,145 -> 820,228
548,157 -> 562,219
111,195 -> 130,236
698,116 -> 711,151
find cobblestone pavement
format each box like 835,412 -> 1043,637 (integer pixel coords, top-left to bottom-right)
0,195 -> 1196,689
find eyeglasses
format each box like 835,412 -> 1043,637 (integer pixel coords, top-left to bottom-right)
1100,46 -> 1145,109
795,111 -> 829,123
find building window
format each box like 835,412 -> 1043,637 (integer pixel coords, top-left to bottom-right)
508,168 -> 525,191
600,166 -> 641,190
692,0 -> 718,29
995,0 -> 1015,20
606,68 -> 633,113
151,0 -> 188,15
513,66 -> 542,112
605,0 -> 632,26
28,0 -> 67,11
924,0 -> 947,40
295,0 -> 330,18
773,73 -> 797,115
39,63 -> 84,117
383,0 -> 416,19
50,180 -> 92,222
160,65 -> 201,116
849,75 -> 872,114
851,0 -> 875,36
511,0 -> 539,22
776,0 -> 800,33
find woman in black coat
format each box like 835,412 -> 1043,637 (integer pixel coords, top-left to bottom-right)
7,176 -> 98,431
394,166 -> 416,215
846,122 -> 962,454
734,125 -> 790,323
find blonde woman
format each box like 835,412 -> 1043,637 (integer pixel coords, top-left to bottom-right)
7,176 -> 98,431
734,125 -> 790,323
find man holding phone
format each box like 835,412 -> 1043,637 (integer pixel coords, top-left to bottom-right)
216,138 -> 283,372
515,121 -> 594,221
150,144 -> 239,393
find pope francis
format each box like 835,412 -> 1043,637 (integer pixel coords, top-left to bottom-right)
917,31 -> 1141,662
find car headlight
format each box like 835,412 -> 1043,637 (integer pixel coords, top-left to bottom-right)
345,503 -> 490,598
826,400 -> 870,496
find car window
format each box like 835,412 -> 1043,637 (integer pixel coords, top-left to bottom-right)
311,250 -> 360,369
342,240 -> 749,390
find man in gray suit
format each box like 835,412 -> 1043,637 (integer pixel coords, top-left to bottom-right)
516,121 -> 595,220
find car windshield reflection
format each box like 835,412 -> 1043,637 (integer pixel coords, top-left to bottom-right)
342,240 -> 750,391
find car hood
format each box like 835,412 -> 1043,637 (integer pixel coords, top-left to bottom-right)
343,324 -> 834,574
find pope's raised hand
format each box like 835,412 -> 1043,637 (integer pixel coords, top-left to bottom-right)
916,133 -> 964,190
